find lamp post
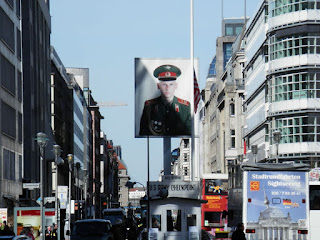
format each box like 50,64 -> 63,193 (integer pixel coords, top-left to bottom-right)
67,154 -> 73,237
36,132 -> 48,240
75,162 -> 81,220
251,145 -> 258,163
273,130 -> 281,163
83,168 -> 88,219
53,145 -> 64,240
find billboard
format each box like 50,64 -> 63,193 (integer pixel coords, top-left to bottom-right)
14,207 -> 55,240
244,171 -> 309,239
135,58 -> 198,138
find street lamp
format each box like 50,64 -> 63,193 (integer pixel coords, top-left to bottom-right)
36,132 -> 48,240
83,168 -> 88,219
53,145 -> 64,240
75,162 -> 81,220
251,145 -> 258,163
67,154 -> 73,237
273,130 -> 281,163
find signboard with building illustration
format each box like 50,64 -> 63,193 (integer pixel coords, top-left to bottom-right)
243,167 -> 309,240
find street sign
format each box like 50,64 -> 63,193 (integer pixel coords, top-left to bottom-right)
44,197 -> 55,204
23,183 -> 40,189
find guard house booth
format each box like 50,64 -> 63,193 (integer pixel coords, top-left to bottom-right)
148,176 -> 205,240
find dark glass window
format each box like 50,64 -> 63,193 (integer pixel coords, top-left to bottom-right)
1,54 -> 15,95
18,112 -> 22,142
17,28 -> 21,59
0,7 -> 15,51
17,71 -> 22,101
3,148 -> 15,180
15,0 -> 21,18
223,43 -> 232,69
1,101 -> 16,138
5,0 -> 14,9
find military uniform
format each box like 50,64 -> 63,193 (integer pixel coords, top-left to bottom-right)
139,96 -> 191,136
139,64 -> 191,136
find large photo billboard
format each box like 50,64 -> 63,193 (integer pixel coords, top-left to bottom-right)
244,171 -> 309,239
135,58 -> 198,138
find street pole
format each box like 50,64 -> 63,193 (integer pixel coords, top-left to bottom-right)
147,136 -> 150,239
84,169 -> 87,219
53,145 -> 63,240
67,154 -> 73,238
36,132 -> 48,240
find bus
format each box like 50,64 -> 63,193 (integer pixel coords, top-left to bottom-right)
201,173 -> 229,238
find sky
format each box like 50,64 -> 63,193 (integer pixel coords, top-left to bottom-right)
50,0 -> 260,185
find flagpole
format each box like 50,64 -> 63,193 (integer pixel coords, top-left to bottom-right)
190,0 -> 195,181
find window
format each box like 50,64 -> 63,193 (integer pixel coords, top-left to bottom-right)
274,115 -> 320,143
17,71 -> 22,101
184,153 -> 188,162
119,194 -> 122,199
3,148 -> 15,180
223,43 -> 233,69
225,24 -> 244,36
187,214 -> 196,228
270,35 -> 320,61
16,28 -> 21,59
272,72 -> 319,102
230,103 -> 235,116
1,54 -> 15,95
0,7 -> 15,51
270,0 -> 320,18
1,101 -> 16,138
18,112 -> 22,142
19,155 -> 22,181
151,215 -> 161,230
167,210 -> 181,232
183,139 -> 189,148
184,167 -> 188,176
231,130 -> 236,148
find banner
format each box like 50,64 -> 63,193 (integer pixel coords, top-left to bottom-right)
135,58 -> 198,138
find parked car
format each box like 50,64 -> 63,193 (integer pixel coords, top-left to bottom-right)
70,219 -> 112,240
12,236 -> 32,240
0,236 -> 31,240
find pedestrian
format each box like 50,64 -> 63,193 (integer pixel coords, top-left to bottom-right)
0,222 -> 4,236
45,225 -> 53,240
52,224 -> 58,240
139,64 -> 191,136
2,221 -> 10,235
232,223 -> 246,240
26,227 -> 35,240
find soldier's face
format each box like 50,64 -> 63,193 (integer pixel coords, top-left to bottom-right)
157,80 -> 178,100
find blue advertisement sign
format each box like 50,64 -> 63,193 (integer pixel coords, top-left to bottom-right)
247,171 -> 307,223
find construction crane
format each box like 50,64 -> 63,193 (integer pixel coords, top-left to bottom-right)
97,102 -> 128,107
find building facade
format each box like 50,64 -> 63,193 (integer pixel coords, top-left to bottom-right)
202,18 -> 246,175
0,0 -> 23,218
243,0 -> 320,165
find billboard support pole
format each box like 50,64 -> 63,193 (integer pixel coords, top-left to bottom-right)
163,138 -> 171,175
147,136 -> 150,239
190,0 -> 196,181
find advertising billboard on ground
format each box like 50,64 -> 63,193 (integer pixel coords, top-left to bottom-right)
135,58 -> 198,138
14,207 -> 55,240
243,168 -> 309,240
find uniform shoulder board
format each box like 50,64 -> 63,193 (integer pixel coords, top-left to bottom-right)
177,98 -> 190,106
145,98 -> 157,106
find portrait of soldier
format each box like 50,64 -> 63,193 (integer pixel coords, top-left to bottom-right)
139,64 -> 191,136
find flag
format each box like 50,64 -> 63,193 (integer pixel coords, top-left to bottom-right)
244,140 -> 247,155
283,199 -> 292,206
194,70 -> 200,113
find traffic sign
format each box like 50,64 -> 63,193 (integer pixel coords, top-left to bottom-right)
23,183 -> 40,189
44,197 -> 55,204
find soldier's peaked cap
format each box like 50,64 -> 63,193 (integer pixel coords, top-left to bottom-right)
153,65 -> 181,81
